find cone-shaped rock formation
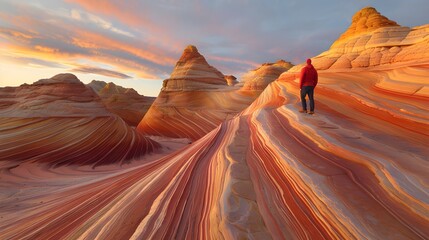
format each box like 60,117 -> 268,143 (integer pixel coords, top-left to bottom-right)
137,45 -> 261,140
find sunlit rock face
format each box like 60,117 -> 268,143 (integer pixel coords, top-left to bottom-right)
241,59 -> 294,90
334,6 -> 399,44
1,8 -> 428,240
2,64 -> 427,239
163,45 -> 228,90
137,45 -> 259,140
292,7 -> 429,71
87,80 -> 155,126
0,74 -> 160,167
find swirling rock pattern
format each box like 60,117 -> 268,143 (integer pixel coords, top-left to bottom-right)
87,80 -> 155,126
163,45 -> 227,91
1,64 -> 427,239
293,7 -> 429,71
0,74 -> 160,167
1,8 -> 428,240
334,7 -> 399,45
137,45 -> 260,140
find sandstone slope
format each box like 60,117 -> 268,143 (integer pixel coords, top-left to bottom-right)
0,74 -> 159,167
0,7 -> 428,240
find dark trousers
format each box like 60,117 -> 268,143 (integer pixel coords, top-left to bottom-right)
300,86 -> 315,111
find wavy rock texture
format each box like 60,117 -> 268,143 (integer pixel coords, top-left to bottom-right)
241,60 -> 294,90
1,8 -> 428,240
0,74 -> 159,167
163,45 -> 228,91
137,45 -> 260,141
1,63 -> 427,239
334,7 -> 399,44
297,7 -> 429,71
87,80 -> 156,126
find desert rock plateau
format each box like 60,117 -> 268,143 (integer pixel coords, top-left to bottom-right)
0,6 -> 428,240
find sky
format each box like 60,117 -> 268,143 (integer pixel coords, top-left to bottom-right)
0,0 -> 428,96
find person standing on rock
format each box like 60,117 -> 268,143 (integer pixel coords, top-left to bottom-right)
299,58 -> 318,114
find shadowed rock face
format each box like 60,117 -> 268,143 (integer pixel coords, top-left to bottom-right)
87,80 -> 155,126
0,7 -> 428,240
0,74 -> 160,167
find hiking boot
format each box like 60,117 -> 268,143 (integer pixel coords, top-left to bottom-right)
308,111 -> 315,115
299,109 -> 307,113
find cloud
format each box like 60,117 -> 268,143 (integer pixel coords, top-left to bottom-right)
0,28 -> 35,43
70,8 -> 134,37
0,54 -> 68,68
72,66 -> 131,79
0,3 -> 173,81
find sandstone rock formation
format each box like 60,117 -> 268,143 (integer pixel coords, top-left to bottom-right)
334,7 -> 399,44
293,7 -> 429,71
0,73 -> 159,167
241,59 -> 293,90
87,80 -> 155,126
162,45 -> 227,91
137,45 -> 260,140
1,7 -> 428,240
2,63 -> 427,239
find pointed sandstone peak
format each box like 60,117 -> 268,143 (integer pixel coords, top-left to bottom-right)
334,7 -> 399,45
166,45 -> 227,90
177,45 -> 207,65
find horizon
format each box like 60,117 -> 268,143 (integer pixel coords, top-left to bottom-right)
0,0 -> 428,97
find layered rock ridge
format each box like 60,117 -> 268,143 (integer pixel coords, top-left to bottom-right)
0,74 -> 159,167
298,7 -> 429,70
0,7 -> 427,240
162,45 -> 227,91
137,45 -> 261,140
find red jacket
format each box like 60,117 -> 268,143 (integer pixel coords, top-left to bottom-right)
299,64 -> 318,89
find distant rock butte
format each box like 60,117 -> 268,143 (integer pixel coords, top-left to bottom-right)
0,74 -> 159,166
87,80 -> 155,126
163,45 -> 227,91
242,60 -> 294,90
